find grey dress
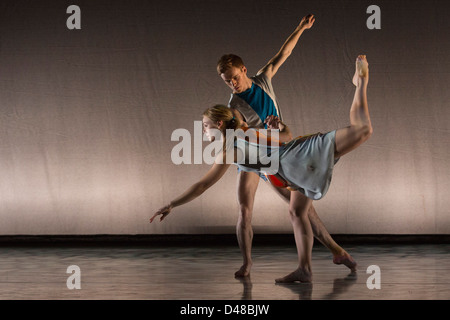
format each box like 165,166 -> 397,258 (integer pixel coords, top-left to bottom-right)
234,130 -> 338,200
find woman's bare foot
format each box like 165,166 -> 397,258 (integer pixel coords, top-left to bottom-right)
333,251 -> 357,272
275,267 -> 312,283
353,55 -> 369,86
234,263 -> 252,278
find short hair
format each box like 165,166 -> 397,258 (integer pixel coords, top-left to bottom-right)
216,54 -> 245,75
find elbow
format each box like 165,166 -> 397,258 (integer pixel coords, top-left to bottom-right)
279,132 -> 293,143
271,49 -> 291,66
287,132 -> 293,141
280,49 -> 292,59
368,124 -> 374,139
280,126 -> 293,142
195,182 -> 208,196
284,133 -> 293,143
365,123 -> 373,140
360,123 -> 373,143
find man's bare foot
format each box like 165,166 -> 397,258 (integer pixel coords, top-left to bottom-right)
275,268 -> 312,283
234,263 -> 252,278
353,55 -> 369,86
333,251 -> 357,272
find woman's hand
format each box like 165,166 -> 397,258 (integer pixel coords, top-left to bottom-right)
150,204 -> 173,223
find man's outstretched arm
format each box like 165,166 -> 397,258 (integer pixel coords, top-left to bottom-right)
257,14 -> 315,79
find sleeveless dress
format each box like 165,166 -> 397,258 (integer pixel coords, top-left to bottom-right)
233,128 -> 338,200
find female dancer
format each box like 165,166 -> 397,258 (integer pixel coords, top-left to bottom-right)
151,55 -> 372,283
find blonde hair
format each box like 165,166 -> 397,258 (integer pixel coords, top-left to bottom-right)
202,105 -> 239,131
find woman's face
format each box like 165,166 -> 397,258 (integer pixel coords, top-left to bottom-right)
202,116 -> 222,142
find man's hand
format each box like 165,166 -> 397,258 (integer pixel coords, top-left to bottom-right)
257,13 -> 315,79
265,115 -> 286,131
265,115 -> 279,129
299,14 -> 315,30
265,115 -> 291,142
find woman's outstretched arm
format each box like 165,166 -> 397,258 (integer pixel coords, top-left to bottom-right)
150,161 -> 231,223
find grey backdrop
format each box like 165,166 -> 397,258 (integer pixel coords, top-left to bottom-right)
0,0 -> 449,235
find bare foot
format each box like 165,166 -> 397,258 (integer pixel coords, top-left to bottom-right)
275,268 -> 312,283
353,55 -> 369,86
333,251 -> 357,272
234,263 -> 252,278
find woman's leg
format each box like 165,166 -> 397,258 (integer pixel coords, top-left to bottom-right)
268,183 -> 357,271
275,191 -> 314,283
335,55 -> 373,159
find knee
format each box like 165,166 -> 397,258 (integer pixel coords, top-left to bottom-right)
289,207 -> 305,219
238,205 -> 253,227
289,208 -> 310,228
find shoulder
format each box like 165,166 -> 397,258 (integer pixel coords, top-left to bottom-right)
251,72 -> 276,96
253,72 -> 269,82
252,72 -> 272,88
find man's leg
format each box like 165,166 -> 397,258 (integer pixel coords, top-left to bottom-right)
235,171 -> 260,277
276,191 -> 314,283
269,185 -> 357,271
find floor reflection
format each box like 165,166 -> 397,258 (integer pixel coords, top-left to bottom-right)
237,272 -> 358,300
322,272 -> 358,299
275,282 -> 314,300
236,276 -> 253,300
0,243 -> 448,299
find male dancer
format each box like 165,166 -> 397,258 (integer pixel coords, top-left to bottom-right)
217,14 -> 357,278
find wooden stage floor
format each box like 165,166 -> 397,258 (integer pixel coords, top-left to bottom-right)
0,241 -> 448,301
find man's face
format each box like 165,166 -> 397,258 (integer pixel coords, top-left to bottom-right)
220,66 -> 249,93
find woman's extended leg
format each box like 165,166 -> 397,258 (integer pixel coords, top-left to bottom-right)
269,184 -> 357,271
335,55 -> 373,159
275,191 -> 314,283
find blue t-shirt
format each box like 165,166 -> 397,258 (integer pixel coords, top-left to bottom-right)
236,82 -> 278,128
